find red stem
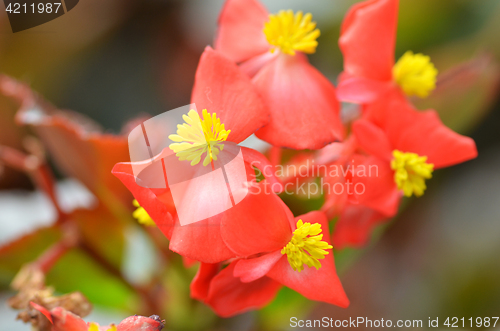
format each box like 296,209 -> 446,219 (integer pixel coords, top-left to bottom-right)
0,145 -> 66,221
36,227 -> 78,273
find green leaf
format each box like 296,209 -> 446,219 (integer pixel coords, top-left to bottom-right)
46,249 -> 138,311
0,226 -> 61,287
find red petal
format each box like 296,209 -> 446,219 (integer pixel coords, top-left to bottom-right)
321,162 -> 348,220
266,211 -> 350,308
240,51 -> 278,78
169,213 -> 236,263
352,119 -> 393,161
215,0 -> 270,63
167,149 -> 258,263
204,262 -> 282,317
382,101 -> 478,168
336,76 -> 393,103
117,316 -> 164,331
191,47 -> 270,143
254,53 -> 344,149
351,155 -> 401,217
190,263 -> 221,301
182,256 -> 198,268
50,307 -> 88,331
112,162 -> 175,239
130,145 -> 266,263
220,184 -> 292,257
30,302 -> 53,324
333,204 -> 388,249
233,250 -> 282,283
362,87 -> 407,125
339,0 -> 398,81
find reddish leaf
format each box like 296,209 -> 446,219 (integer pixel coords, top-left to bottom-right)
0,76 -> 132,207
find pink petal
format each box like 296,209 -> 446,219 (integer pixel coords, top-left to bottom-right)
239,51 -> 278,78
337,76 -> 393,103
233,250 -> 283,283
254,53 -> 344,149
215,0 -> 270,63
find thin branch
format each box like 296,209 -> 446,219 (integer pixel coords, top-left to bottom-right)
0,145 -> 66,222
35,224 -> 79,274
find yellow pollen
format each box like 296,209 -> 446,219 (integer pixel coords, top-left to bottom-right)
168,109 -> 230,166
88,322 -> 116,331
263,10 -> 320,56
391,150 -> 434,197
281,219 -> 332,272
393,51 -> 438,98
132,199 -> 156,227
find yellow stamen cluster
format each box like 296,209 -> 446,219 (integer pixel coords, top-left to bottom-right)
132,199 -> 156,227
263,10 -> 320,56
169,109 -> 230,166
391,150 -> 434,197
281,220 -> 332,272
393,51 -> 438,98
88,323 -> 117,331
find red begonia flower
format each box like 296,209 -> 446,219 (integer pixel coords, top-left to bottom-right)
350,97 -> 477,215
215,0 -> 344,149
189,209 -> 348,317
113,48 -> 282,263
224,210 -> 349,310
338,0 -> 438,103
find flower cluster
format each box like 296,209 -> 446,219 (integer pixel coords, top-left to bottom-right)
112,0 -> 477,317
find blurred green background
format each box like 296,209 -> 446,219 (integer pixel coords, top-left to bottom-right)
0,0 -> 499,330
